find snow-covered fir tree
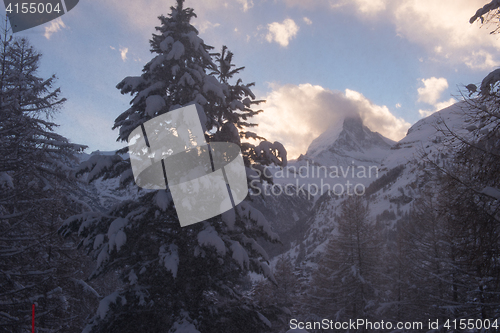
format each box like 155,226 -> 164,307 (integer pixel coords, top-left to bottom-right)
400,189 -> 457,322
253,254 -> 300,332
60,1 -> 287,332
0,31 -> 91,332
438,177 -> 500,319
307,196 -> 381,324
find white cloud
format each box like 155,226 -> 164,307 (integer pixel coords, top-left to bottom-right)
419,97 -> 457,117
194,21 -> 221,34
266,19 -> 299,47
303,17 -> 312,25
255,83 -> 410,158
236,0 -> 254,11
350,0 -> 387,14
119,47 -> 128,61
417,77 -> 449,105
387,0 -> 500,69
284,0 -> 386,14
418,109 -> 434,118
395,103 -> 401,108
417,77 -> 457,117
434,97 -> 457,111
282,0 -> 500,70
392,1 -> 492,49
464,50 -> 500,70
345,89 -> 411,141
44,18 -> 67,40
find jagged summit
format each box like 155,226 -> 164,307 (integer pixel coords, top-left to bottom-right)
285,101 -> 468,262
300,114 -> 395,166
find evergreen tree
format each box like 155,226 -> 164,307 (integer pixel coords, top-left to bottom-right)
0,32 -> 91,332
253,254 -> 300,332
307,196 -> 380,328
60,1 -> 286,332
381,214 -> 414,324
401,190 -> 457,322
437,169 -> 500,320
397,4 -> 500,323
401,160 -> 500,322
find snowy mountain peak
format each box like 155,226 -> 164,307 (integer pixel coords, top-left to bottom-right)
301,114 -> 395,166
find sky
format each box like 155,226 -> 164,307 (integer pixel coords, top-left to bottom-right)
4,0 -> 500,159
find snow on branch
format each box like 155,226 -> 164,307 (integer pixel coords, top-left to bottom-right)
77,154 -> 123,182
480,68 -> 500,95
70,278 -> 101,298
254,141 -> 287,167
159,244 -> 179,278
117,76 -> 146,94
197,226 -> 226,256
481,186 -> 500,200
470,0 -> 500,24
97,291 -> 127,320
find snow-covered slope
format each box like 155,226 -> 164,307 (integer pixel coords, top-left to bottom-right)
282,101 -> 471,265
382,101 -> 468,169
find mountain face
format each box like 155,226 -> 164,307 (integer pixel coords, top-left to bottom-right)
268,114 -> 396,211
279,102 -> 470,264
298,114 -> 395,166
